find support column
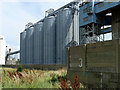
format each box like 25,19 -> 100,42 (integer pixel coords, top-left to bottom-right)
112,10 -> 120,39
112,8 -> 120,88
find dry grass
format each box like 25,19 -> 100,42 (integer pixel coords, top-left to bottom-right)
1,67 -> 67,88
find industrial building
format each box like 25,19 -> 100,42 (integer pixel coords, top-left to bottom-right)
20,1 -> 120,64
0,35 -> 6,65
20,0 -> 120,88
20,1 -> 79,65
67,0 -> 120,88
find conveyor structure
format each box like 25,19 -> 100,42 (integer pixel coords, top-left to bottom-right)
67,0 -> 120,88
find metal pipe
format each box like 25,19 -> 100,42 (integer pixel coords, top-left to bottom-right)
103,26 -> 104,41
9,48 -> 11,61
92,0 -> 95,11
92,0 -> 95,36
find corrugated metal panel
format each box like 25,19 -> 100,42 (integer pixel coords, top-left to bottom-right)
95,2 -> 120,14
79,2 -> 98,26
43,16 -> 56,65
26,27 -> 34,64
33,22 -> 43,64
20,31 -> 26,64
56,8 -> 79,64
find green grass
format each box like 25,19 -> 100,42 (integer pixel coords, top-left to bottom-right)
1,67 -> 67,88
0,67 -> 2,90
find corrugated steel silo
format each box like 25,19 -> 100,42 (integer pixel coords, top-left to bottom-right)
56,8 -> 79,64
33,22 -> 43,64
56,8 -> 72,64
20,31 -> 26,64
43,16 -> 56,64
26,27 -> 34,64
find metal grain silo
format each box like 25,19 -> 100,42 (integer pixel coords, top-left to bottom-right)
56,8 -> 79,64
43,16 -> 56,65
33,22 -> 43,64
20,31 -> 26,64
26,27 -> 34,64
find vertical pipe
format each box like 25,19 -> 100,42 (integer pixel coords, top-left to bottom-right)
92,23 -> 95,36
72,12 -> 74,42
92,0 -> 95,36
103,26 -> 104,41
9,48 -> 11,61
72,4 -> 75,42
92,0 -> 94,12
54,18 -> 57,64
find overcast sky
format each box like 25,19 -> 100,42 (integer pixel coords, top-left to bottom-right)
0,0 -> 73,52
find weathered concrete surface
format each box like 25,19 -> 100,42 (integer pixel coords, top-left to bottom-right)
112,9 -> 120,39
67,45 -> 86,71
112,8 -> 120,88
86,40 -> 118,73
67,39 -> 120,88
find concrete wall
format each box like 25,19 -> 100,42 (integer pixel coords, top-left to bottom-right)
112,9 -> 120,86
86,40 -> 118,73
67,39 -> 120,88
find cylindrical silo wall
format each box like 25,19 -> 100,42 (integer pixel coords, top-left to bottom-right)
20,31 -> 26,64
56,8 -> 79,64
43,16 -> 56,65
56,8 -> 73,64
33,22 -> 43,64
26,27 -> 34,64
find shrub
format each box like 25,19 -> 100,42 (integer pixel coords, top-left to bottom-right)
17,65 -> 23,72
60,75 -> 80,89
49,73 -> 67,85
